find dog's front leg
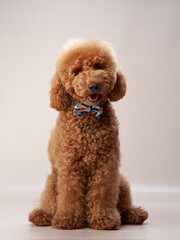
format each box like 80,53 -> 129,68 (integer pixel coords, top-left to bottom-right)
86,157 -> 121,230
52,164 -> 86,229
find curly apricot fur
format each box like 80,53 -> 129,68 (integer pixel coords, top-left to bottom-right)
29,39 -> 148,230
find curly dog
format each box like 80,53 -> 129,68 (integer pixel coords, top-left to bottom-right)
29,39 -> 148,230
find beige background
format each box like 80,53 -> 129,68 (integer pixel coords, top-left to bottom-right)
0,0 -> 180,193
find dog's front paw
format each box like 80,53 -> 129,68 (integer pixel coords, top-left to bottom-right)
88,209 -> 121,230
52,213 -> 84,229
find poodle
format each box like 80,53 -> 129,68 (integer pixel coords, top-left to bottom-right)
29,39 -> 148,230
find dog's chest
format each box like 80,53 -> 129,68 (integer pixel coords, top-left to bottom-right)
66,114 -> 118,156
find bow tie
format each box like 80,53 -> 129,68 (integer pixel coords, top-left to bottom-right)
73,103 -> 103,118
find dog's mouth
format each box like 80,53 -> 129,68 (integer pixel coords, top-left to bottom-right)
88,94 -> 99,102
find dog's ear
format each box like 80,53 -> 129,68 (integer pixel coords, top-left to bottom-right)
50,72 -> 72,111
108,69 -> 126,101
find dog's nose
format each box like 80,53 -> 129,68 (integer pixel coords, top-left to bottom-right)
88,83 -> 99,92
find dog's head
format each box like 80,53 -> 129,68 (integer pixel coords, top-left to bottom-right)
50,39 -> 126,110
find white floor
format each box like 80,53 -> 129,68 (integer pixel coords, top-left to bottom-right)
0,189 -> 180,240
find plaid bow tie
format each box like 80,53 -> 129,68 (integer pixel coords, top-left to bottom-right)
73,103 -> 103,118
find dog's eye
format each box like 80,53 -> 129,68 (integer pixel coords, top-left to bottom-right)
94,63 -> 103,70
74,68 -> 82,76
